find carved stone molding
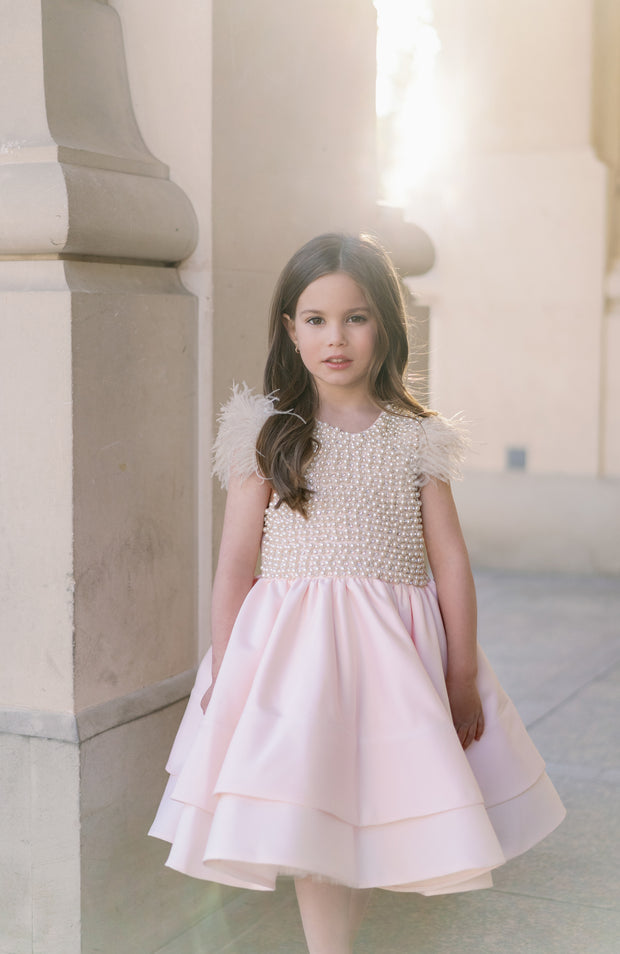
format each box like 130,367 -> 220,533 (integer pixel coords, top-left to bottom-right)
0,0 -> 197,263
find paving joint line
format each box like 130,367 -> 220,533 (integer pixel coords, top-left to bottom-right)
525,650 -> 620,730
491,886 -> 620,914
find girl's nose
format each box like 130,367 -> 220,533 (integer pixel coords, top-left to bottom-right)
327,322 -> 346,345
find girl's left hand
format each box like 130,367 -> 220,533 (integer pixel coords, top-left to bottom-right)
446,677 -> 485,750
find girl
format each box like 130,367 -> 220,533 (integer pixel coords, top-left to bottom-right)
150,233 -> 565,954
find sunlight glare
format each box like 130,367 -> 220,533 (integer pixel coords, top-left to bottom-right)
374,0 -> 444,207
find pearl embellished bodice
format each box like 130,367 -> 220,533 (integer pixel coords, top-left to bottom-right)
261,412 -> 429,585
212,384 -> 469,588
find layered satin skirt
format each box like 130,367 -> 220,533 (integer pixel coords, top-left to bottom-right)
149,577 -> 565,894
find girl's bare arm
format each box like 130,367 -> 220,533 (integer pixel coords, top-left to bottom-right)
421,479 -> 484,749
202,471 -> 271,710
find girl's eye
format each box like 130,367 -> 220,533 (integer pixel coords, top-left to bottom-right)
347,314 -> 367,323
306,316 -> 324,325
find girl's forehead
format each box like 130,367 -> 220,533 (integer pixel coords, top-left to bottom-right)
296,272 -> 369,313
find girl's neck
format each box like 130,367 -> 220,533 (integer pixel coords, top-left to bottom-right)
316,391 -> 381,433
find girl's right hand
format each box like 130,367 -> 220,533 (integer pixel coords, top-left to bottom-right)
200,676 -> 215,713
200,683 -> 214,713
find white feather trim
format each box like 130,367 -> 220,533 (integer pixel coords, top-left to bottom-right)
416,413 -> 470,485
212,383 -> 277,489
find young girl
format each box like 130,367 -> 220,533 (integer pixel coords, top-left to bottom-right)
150,233 -> 565,953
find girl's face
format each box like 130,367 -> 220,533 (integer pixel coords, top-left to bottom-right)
285,272 -> 378,401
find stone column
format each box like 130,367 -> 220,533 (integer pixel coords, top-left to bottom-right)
0,2 -> 206,951
593,0 -> 620,476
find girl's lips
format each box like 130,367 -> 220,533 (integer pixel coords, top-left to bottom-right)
324,357 -> 352,367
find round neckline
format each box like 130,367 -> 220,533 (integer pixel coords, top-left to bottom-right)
315,410 -> 386,436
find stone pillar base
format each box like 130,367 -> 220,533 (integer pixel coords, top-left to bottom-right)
0,261 -> 201,952
1,690 -> 238,954
455,472 -> 620,574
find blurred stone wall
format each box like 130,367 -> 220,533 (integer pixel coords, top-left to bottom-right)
409,0 -> 620,572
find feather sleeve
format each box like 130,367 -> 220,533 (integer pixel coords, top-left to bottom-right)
415,413 -> 470,486
212,383 -> 277,489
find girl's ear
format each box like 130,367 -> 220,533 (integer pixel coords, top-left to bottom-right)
283,313 -> 296,344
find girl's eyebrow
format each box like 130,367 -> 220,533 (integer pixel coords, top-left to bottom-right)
298,305 -> 372,316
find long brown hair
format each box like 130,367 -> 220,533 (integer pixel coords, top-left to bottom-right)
256,232 -> 431,515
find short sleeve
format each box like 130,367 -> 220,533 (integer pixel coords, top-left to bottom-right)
416,413 -> 470,486
212,383 -> 277,489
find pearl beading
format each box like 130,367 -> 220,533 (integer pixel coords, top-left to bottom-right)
260,412 -> 430,586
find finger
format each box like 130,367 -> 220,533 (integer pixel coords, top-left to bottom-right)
475,713 -> 485,740
463,725 -> 476,750
200,687 -> 211,713
457,723 -> 474,749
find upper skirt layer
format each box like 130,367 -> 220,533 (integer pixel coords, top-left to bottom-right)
149,577 -> 565,893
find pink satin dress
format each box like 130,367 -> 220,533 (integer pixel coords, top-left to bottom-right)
149,387 -> 565,894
